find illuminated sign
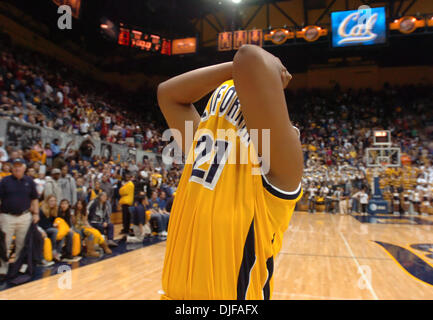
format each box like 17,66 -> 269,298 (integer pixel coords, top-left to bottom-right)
117,26 -> 164,53
390,16 -> 426,34
161,39 -> 172,55
331,7 -> 386,47
118,27 -> 130,46
172,38 -> 197,55
296,26 -> 327,42
375,131 -> 387,137
264,28 -> 294,45
374,130 -> 391,145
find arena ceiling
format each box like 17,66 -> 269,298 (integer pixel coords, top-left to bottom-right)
4,0 -> 433,77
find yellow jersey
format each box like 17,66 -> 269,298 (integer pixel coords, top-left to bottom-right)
161,80 -> 302,300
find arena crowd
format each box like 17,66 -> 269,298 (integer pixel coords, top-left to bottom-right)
292,84 -> 433,215
0,41 -> 432,282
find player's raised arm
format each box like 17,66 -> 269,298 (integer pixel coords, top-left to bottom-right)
232,44 -> 303,192
157,62 -> 233,155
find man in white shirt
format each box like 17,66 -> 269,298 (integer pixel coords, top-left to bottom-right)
359,189 -> 369,215
308,183 -> 317,214
56,90 -> 63,104
44,82 -> 53,96
80,119 -> 90,135
34,172 -> 46,199
336,187 -> 348,215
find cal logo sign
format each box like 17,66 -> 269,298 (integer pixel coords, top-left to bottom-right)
331,7 -> 386,47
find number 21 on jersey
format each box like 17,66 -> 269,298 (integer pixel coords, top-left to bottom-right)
189,133 -> 232,190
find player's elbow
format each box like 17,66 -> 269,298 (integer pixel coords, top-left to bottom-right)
157,81 -> 170,109
233,44 -> 265,71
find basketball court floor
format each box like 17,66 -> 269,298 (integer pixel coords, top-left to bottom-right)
1,211 -> 433,300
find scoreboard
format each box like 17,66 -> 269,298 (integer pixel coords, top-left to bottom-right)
117,26 -> 171,55
373,130 -> 391,145
113,23 -> 197,56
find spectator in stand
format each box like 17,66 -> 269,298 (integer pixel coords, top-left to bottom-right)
165,192 -> 175,213
44,143 -> 53,166
79,137 -> 94,162
351,188 -> 360,214
29,140 -> 45,164
71,199 -> 112,257
0,162 -> 12,178
359,189 -> 369,215
158,191 -> 168,210
0,140 -> 8,162
87,180 -> 103,203
126,195 -> 151,243
38,194 -> 61,261
339,188 -> 349,215
34,171 -> 46,200
0,158 -> 40,279
119,174 -> 135,235
333,187 -> 343,214
44,168 -> 62,204
100,174 -> 114,200
80,118 -> 90,136
75,176 -> 87,202
128,159 -> 139,176
148,191 -> 169,237
307,183 -> 317,214
57,199 -> 81,262
50,139 -> 61,158
52,150 -> 66,169
323,184 -> 333,213
88,192 -> 117,247
59,164 -> 77,205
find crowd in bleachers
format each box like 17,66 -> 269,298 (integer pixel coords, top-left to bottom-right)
0,141 -> 182,281
0,43 -> 165,152
0,42 -> 182,282
290,84 -> 433,215
0,41 -> 433,283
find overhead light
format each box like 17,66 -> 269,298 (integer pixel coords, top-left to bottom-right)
232,0 -> 242,3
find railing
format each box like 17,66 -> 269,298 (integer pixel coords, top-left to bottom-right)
0,118 -> 162,165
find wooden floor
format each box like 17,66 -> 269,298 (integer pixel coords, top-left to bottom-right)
1,211 -> 433,300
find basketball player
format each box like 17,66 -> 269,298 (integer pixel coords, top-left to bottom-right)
157,44 -> 303,300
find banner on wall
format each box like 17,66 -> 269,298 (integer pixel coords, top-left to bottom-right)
5,121 -> 42,150
233,30 -> 247,49
0,118 -> 163,166
248,29 -> 263,47
218,32 -> 233,51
